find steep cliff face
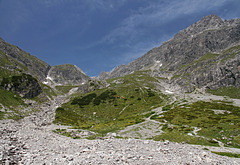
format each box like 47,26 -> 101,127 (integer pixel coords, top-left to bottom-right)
0,73 -> 42,98
168,45 -> 240,92
0,37 -> 51,81
98,14 -> 240,92
45,64 -> 89,86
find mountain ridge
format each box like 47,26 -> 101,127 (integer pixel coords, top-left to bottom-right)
1,14 -> 240,164
1,14 -> 240,97
98,14 -> 240,92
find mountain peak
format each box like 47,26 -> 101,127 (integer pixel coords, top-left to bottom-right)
186,14 -> 224,33
171,14 -> 225,40
200,14 -> 223,26
46,64 -> 89,86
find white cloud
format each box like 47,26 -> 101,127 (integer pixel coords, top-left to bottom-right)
67,0 -> 233,53
101,0 -> 229,45
93,0 -> 232,66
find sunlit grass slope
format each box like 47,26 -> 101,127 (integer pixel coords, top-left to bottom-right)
153,100 -> 240,148
54,71 -> 168,134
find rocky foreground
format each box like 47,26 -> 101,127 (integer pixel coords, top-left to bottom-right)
0,95 -> 240,164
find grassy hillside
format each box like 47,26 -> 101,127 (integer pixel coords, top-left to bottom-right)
0,50 -> 57,119
207,86 -> 240,99
152,100 -> 240,148
0,88 -> 26,117
54,71 -> 168,135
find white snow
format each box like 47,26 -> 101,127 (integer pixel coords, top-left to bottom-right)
165,90 -> 174,94
46,76 -> 53,81
155,61 -> 162,67
69,87 -> 78,95
42,75 -> 53,84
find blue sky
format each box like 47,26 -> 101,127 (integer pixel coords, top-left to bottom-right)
0,0 -> 240,77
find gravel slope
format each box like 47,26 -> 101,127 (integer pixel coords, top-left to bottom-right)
0,94 -> 240,164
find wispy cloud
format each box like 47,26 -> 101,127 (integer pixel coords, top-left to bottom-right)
81,0 -> 127,12
89,0 -> 233,67
75,0 -> 230,52
74,0 -> 234,66
101,0 -> 229,45
113,34 -> 172,65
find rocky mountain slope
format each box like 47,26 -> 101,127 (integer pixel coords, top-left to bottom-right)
0,37 -> 90,121
1,14 -> 240,164
0,37 -> 90,97
1,93 -> 240,164
99,14 -> 240,92
44,64 -> 89,86
0,37 -> 89,86
0,37 -> 51,81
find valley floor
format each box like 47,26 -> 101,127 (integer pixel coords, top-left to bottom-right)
0,94 -> 240,164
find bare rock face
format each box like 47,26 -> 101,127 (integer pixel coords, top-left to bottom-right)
76,79 -> 109,94
100,14 -> 240,92
98,65 -> 127,80
0,73 -> 42,98
98,71 -> 110,81
0,37 -> 51,81
47,64 -> 90,86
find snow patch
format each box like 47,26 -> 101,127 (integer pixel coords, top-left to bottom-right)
42,81 -> 48,84
165,90 -> 174,94
69,87 -> 78,95
46,76 -> 53,81
155,61 -> 162,67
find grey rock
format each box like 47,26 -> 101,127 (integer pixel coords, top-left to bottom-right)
99,14 -> 240,92
47,64 -> 89,86
0,37 -> 50,81
0,73 -> 42,98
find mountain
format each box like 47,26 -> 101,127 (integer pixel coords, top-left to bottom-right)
0,37 -> 90,116
0,37 -> 90,85
0,37 -> 51,81
1,14 -> 240,164
98,14 -> 240,92
43,64 -> 89,86
53,15 -> 240,148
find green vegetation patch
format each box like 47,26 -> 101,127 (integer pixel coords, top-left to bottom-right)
221,45 -> 240,62
177,52 -> 220,72
153,131 -> 219,146
54,71 -> 168,135
0,50 -> 13,66
171,74 -> 182,80
0,50 -> 28,71
0,73 -> 42,98
0,111 -> 5,120
0,88 -> 25,108
36,83 -> 57,101
153,101 -> 240,148
207,86 -> 240,99
196,52 -> 220,62
0,88 -> 30,120
211,151 -> 240,158
56,85 -> 79,94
